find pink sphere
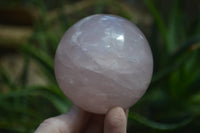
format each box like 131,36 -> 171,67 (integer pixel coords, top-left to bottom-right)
54,14 -> 153,114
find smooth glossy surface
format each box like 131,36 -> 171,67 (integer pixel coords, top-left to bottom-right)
55,14 -> 153,114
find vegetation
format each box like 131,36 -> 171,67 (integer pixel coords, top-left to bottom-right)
0,0 -> 200,132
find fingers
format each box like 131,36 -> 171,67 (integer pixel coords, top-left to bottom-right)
84,108 -> 129,133
84,114 -> 104,133
35,105 -> 91,133
104,107 -> 127,133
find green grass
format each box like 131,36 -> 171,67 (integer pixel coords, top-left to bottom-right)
0,0 -> 200,132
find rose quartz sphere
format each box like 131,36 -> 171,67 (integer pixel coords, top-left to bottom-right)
55,14 -> 153,114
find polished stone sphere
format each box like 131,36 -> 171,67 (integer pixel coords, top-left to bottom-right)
54,14 -> 153,114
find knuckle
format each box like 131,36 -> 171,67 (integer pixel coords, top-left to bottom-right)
40,118 -> 57,128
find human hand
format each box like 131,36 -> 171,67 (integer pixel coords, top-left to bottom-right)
35,105 -> 128,133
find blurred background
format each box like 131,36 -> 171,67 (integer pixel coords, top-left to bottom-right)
0,0 -> 200,132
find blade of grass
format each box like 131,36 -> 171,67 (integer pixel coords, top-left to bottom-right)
152,36 -> 200,84
129,112 -> 192,130
20,44 -> 54,73
0,85 -> 70,113
151,55 -> 185,85
0,100 -> 38,118
144,0 -> 168,44
20,44 -> 56,82
20,57 -> 30,87
0,65 -> 18,90
167,0 -> 180,53
171,35 -> 200,59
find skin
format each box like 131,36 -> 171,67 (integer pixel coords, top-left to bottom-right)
35,106 -> 128,133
